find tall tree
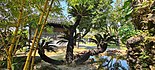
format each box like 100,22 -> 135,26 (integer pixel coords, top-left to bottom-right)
65,0 -> 113,64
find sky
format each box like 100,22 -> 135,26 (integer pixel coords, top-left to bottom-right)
60,0 -> 68,17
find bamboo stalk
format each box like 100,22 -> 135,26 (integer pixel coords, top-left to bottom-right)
13,35 -> 21,55
7,0 -> 25,70
23,0 -> 49,70
30,0 -> 54,70
13,13 -> 28,55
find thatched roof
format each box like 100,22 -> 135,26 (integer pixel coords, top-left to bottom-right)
47,17 -> 66,24
47,17 -> 71,29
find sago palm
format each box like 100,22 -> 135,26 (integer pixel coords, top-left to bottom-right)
89,33 -> 116,49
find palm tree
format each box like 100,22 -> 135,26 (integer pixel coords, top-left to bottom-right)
89,34 -> 103,49
36,32 -> 116,65
89,33 -> 116,49
65,0 -> 96,64
38,40 -> 64,65
73,33 -> 116,64
56,31 -> 86,47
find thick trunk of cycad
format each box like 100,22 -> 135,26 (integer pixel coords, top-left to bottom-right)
38,48 -> 64,65
74,43 -> 108,64
66,16 -> 82,64
66,28 -> 74,64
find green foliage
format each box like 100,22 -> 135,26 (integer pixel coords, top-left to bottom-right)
0,56 -> 26,70
11,62 -> 24,70
119,23 -> 139,44
89,33 -> 116,48
0,60 -> 7,68
122,0 -> 133,20
67,0 -> 114,37
45,26 -> 54,34
89,34 -> 103,48
0,0 -> 63,69
39,39 -> 58,52
0,29 -> 13,47
139,51 -> 149,60
57,32 -> 86,45
90,0 -> 113,32
77,17 -> 92,36
0,29 -> 29,57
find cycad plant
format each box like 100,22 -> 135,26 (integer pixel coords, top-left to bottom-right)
37,39 -> 64,65
89,33 -> 116,49
56,31 -> 86,46
89,34 -> 103,49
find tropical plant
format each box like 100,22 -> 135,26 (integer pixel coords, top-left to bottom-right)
37,39 -> 64,65
89,33 -> 116,49
119,23 -> 139,44
56,31 -> 86,46
64,0 -> 113,64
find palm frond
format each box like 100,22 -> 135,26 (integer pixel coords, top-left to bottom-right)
48,45 -> 57,47
43,41 -> 58,52
95,34 -> 103,42
89,38 -> 98,44
77,39 -> 86,44
45,45 -> 57,52
106,35 -> 116,42
45,41 -> 53,45
40,40 -> 45,47
56,40 -> 68,45
103,33 -> 109,39
58,36 -> 69,40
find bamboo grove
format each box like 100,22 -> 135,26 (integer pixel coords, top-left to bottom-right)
0,0 -> 55,70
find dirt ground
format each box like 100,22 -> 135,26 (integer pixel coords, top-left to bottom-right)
22,46 -> 127,58
14,46 -> 127,70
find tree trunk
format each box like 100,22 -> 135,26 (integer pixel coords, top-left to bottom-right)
77,40 -> 79,48
65,28 -> 74,64
117,36 -> 121,49
65,16 -> 82,64
37,41 -> 107,65
74,43 -> 108,64
38,48 -> 64,65
115,30 -> 120,49
37,43 -> 107,65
